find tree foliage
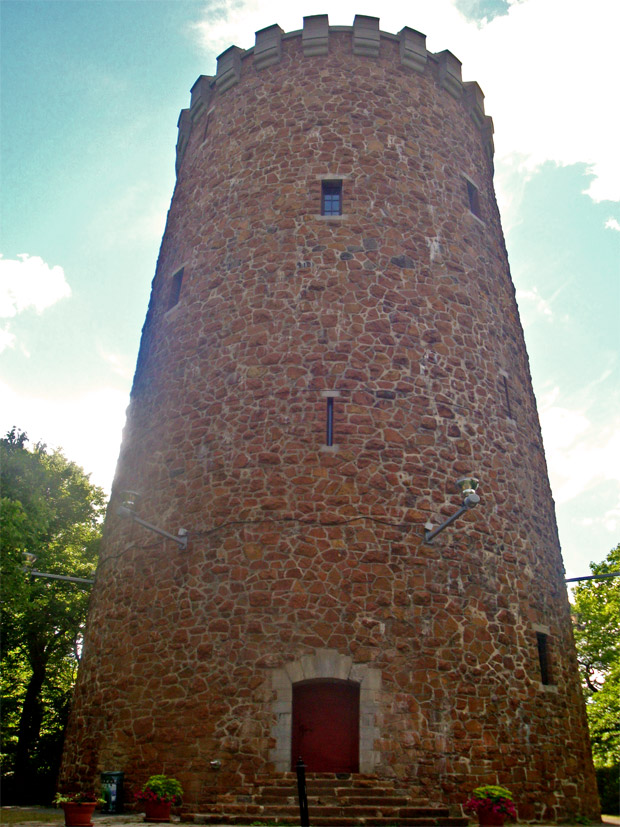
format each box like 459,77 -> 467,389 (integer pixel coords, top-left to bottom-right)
1,428 -> 105,803
572,543 -> 620,770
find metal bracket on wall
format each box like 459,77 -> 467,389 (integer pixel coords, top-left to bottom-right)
424,477 -> 480,544
565,572 -> 620,583
117,504 -> 189,550
24,570 -> 95,586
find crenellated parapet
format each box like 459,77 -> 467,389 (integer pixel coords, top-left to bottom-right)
175,14 -> 494,173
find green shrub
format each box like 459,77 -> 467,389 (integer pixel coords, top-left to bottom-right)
136,775 -> 183,804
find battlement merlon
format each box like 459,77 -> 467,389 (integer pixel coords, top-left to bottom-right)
177,14 -> 493,172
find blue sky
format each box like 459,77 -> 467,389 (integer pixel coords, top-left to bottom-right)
1,0 -> 618,582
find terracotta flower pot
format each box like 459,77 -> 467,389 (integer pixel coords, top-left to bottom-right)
144,800 -> 172,823
477,807 -> 507,827
62,802 -> 97,827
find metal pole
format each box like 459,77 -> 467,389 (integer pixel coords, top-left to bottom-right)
117,506 -> 188,549
565,572 -> 620,583
295,756 -> 309,827
27,570 -> 94,585
424,504 -> 468,543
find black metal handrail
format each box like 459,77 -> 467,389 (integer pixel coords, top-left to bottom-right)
295,756 -> 309,827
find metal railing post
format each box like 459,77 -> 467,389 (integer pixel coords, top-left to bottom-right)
295,756 -> 309,827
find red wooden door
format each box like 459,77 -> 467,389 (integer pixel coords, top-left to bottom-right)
291,679 -> 360,772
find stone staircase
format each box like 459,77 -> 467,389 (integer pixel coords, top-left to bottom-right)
187,773 -> 470,826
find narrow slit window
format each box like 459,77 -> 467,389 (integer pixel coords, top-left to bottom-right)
326,397 -> 334,446
321,181 -> 342,216
466,179 -> 481,218
202,112 -> 212,142
168,268 -> 184,310
502,374 -> 513,419
536,632 -> 551,685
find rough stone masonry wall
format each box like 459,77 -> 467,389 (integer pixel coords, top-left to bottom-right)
60,16 -> 599,821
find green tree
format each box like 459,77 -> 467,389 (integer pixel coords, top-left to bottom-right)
572,543 -> 620,772
1,428 -> 105,802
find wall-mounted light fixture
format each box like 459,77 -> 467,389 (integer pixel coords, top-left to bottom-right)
424,477 -> 480,544
117,491 -> 189,550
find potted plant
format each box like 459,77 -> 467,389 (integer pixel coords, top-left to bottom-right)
54,792 -> 104,827
464,785 -> 517,827
135,775 -> 183,823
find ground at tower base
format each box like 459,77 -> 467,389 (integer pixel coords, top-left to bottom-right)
1,810 -> 618,827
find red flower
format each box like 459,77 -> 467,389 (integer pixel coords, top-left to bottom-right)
135,790 -> 180,804
464,796 -> 517,819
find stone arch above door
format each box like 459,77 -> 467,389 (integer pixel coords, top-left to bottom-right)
269,649 -> 381,773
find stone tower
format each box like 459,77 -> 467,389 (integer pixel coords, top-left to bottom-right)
60,15 -> 599,822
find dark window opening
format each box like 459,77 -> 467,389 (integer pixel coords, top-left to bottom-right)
168,268 -> 184,310
536,632 -> 552,685
502,375 -> 513,418
466,179 -> 481,218
326,397 -> 334,446
321,181 -> 342,216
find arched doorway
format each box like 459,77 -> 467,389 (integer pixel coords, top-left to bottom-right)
291,679 -> 360,772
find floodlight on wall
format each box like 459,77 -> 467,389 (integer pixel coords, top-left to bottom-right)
117,491 -> 189,550
424,476 -> 480,544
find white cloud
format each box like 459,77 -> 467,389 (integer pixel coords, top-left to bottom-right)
539,390 -> 620,506
605,217 -> 620,232
191,0 -> 619,203
0,254 -> 71,318
97,344 -> 135,380
92,184 -> 168,250
0,380 -> 129,493
574,516 -> 595,528
466,0 -> 620,203
0,327 -> 16,352
191,0 -> 471,59
515,286 -> 553,325
0,254 -> 71,353
602,502 -> 620,533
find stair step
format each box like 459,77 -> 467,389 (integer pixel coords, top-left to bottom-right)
365,821 -> 468,827
197,805 -> 262,816
256,796 -> 296,804
347,797 -> 411,806
261,804 -> 344,817
190,812 -> 467,825
343,788 -> 408,796
310,787 -> 405,795
187,772 -> 466,826
399,809 -> 451,818
257,795 -> 411,807
191,820 -> 465,827
308,819 -> 462,827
